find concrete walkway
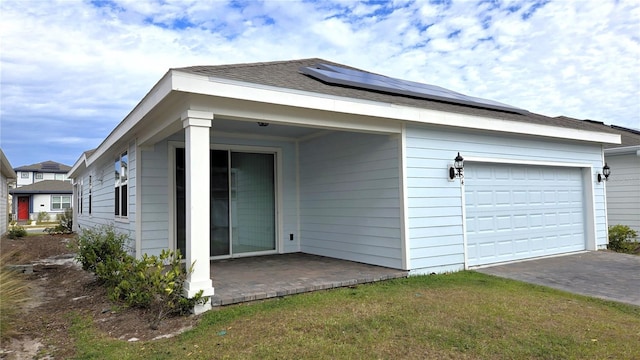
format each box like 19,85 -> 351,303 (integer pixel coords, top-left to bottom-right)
209,253 -> 408,306
476,251 -> 640,306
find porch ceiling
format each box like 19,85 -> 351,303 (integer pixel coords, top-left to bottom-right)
212,117 -> 324,139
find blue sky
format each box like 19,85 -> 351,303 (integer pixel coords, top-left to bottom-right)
1,0 -> 639,167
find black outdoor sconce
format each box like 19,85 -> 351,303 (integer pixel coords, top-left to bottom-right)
597,163 -> 611,183
449,152 -> 464,183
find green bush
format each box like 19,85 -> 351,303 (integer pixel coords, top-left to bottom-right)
36,211 -> 49,224
73,225 -> 131,286
608,224 -> 639,254
7,225 -> 27,239
111,249 -> 206,329
74,225 -> 207,328
45,208 -> 74,235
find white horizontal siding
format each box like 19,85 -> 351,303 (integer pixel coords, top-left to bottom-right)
75,141 -> 136,249
139,132 -> 299,257
605,153 -> 640,233
299,132 -> 402,269
405,124 -> 606,274
1,174 -> 8,235
139,141 -> 170,256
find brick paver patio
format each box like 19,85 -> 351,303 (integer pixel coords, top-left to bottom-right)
209,253 -> 408,306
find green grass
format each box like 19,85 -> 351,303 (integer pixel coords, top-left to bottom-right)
69,271 -> 640,359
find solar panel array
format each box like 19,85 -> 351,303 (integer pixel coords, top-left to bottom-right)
300,63 -> 528,115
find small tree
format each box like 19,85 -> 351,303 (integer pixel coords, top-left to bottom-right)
608,224 -> 639,254
44,208 -> 73,235
36,211 -> 49,224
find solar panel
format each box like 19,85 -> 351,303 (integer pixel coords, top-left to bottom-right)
300,63 -> 528,115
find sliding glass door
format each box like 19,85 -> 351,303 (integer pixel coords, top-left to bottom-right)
176,148 -> 276,258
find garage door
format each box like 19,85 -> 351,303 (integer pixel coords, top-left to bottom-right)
465,163 -> 585,266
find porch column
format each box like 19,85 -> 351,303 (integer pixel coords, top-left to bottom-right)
181,110 -> 215,314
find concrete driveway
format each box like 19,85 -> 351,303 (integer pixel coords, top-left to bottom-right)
475,251 -> 640,307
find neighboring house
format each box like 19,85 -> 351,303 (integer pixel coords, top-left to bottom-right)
557,118 -> 640,233
9,180 -> 73,222
1,149 -> 17,235
68,59 -> 619,313
14,160 -> 71,187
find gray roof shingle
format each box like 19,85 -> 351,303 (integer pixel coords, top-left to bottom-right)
14,160 -> 71,173
173,58 -> 628,135
9,180 -> 72,194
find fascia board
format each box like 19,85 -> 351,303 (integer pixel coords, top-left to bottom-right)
604,145 -> 640,156
172,71 -> 621,145
79,71 -> 175,170
0,150 -> 16,178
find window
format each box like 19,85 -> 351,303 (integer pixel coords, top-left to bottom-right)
35,173 -> 43,179
52,195 -> 71,210
21,172 -> 29,179
78,180 -> 83,214
115,151 -> 128,217
55,173 -> 65,180
89,175 -> 92,215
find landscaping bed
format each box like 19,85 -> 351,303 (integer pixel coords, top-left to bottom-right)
0,233 -> 199,359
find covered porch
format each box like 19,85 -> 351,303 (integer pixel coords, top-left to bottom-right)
209,253 -> 408,306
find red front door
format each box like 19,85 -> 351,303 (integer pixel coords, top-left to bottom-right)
17,197 -> 29,221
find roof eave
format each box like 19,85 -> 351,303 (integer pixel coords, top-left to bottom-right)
605,145 -> 640,156
69,70 -> 175,177
0,149 -> 16,179
172,70 -> 622,145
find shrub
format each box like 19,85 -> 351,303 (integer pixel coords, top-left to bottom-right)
45,208 -> 74,235
73,225 -> 132,286
7,225 -> 27,239
74,225 -> 207,328
608,224 -> 639,254
0,251 -> 30,337
36,211 -> 49,224
111,249 -> 206,329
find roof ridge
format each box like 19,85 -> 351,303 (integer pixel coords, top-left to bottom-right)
173,58 -> 329,72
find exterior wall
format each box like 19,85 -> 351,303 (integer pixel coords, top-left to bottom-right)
16,171 -> 68,187
138,131 -> 299,257
298,132 -> 403,269
405,124 -> 607,274
75,141 -> 136,249
605,152 -> 640,233
1,173 -> 8,234
16,172 -> 32,187
30,194 -> 70,220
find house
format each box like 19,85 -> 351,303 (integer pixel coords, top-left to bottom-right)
9,180 -> 73,223
1,149 -> 17,235
556,118 -> 640,233
14,160 -> 71,187
68,59 -> 620,313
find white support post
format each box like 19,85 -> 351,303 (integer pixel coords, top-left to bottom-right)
181,110 -> 215,314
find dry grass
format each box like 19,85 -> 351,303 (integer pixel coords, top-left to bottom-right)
0,250 -> 31,337
69,271 -> 640,359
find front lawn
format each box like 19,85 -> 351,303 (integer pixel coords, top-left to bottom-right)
70,271 -> 639,359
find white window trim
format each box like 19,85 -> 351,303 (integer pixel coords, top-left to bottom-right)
115,150 -> 129,221
51,195 -> 71,211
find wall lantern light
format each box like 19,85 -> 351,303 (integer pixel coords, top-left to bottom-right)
448,152 -> 464,183
597,163 -> 611,183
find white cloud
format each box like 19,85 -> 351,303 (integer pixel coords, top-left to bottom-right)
1,0 -> 638,167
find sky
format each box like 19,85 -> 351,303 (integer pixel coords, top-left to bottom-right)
1,0 -> 639,168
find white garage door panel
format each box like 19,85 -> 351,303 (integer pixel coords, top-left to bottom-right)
466,163 -> 585,266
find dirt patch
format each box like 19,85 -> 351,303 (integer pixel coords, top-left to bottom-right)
1,234 -> 200,359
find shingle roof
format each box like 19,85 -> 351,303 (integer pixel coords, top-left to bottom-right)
9,180 -> 72,194
14,160 -> 71,173
554,116 -> 640,148
173,58 -> 623,133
